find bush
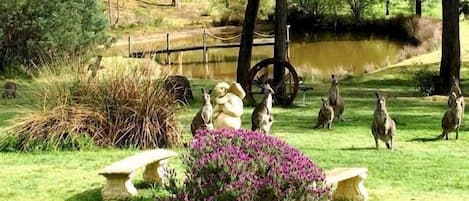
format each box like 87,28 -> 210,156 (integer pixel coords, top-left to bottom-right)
169,129 -> 330,201
0,0 -> 108,72
414,69 -> 437,96
290,0 -> 328,18
11,60 -> 181,151
208,0 -> 274,25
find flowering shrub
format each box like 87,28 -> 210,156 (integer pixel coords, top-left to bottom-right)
172,129 -> 330,201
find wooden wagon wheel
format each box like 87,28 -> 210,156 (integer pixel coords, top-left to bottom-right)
246,58 -> 299,107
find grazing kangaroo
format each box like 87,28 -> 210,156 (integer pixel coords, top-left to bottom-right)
2,81 -> 17,99
371,92 -> 396,150
314,98 -> 334,129
251,83 -> 274,134
328,74 -> 345,121
190,88 -> 213,136
440,92 -> 463,140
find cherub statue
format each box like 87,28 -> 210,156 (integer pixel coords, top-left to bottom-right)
213,82 -> 246,129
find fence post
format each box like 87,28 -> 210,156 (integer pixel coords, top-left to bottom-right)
128,35 -> 131,57
166,33 -> 171,66
286,25 -> 291,61
203,30 -> 208,65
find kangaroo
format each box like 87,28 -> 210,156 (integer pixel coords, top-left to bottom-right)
88,55 -> 103,79
314,98 -> 334,129
251,83 -> 274,134
2,81 -> 17,99
440,92 -> 463,140
371,92 -> 396,150
328,74 -> 345,121
448,76 -> 465,122
190,88 -> 213,136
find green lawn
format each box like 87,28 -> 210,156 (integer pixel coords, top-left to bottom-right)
1,21 -> 469,201
1,61 -> 469,201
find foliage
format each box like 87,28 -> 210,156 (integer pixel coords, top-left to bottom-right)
208,0 -> 274,25
345,0 -> 375,20
0,0 -> 108,72
10,62 -> 181,151
290,0 -> 328,18
414,69 -> 437,96
0,134 -> 21,152
168,129 -> 330,201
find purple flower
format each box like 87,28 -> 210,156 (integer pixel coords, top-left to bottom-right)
173,129 -> 330,201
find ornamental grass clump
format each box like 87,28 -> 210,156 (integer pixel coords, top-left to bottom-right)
11,61 -> 181,151
173,129 -> 330,201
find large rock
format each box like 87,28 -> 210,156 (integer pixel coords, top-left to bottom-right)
164,76 -> 194,104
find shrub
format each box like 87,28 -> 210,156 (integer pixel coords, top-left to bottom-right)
11,60 -> 181,151
346,0 -> 374,20
414,69 -> 437,96
169,129 -> 330,201
208,0 -> 274,25
0,0 -> 108,72
290,0 -> 328,18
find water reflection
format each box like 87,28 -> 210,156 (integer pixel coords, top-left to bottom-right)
114,32 -> 404,81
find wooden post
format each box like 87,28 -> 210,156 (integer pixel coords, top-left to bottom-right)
203,30 -> 208,65
166,33 -> 171,66
178,52 -> 183,75
128,36 -> 131,57
172,0 -> 179,7
286,25 -> 291,61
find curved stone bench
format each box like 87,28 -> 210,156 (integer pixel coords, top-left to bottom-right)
99,149 -> 178,201
326,167 -> 368,201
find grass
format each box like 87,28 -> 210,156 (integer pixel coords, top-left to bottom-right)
1,60 -> 469,200
0,13 -> 468,201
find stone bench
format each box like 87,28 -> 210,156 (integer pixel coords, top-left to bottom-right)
326,167 -> 368,201
99,149 -> 178,201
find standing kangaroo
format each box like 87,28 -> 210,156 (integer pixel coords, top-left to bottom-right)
251,83 -> 274,134
88,55 -> 103,79
314,98 -> 334,129
328,74 -> 345,121
371,92 -> 396,150
448,76 -> 465,122
2,81 -> 17,99
190,88 -> 213,136
440,92 -> 463,140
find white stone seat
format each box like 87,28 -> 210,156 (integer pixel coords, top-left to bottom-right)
99,149 -> 177,201
326,167 -> 369,201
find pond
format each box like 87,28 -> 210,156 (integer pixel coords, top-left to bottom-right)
117,31 -> 404,81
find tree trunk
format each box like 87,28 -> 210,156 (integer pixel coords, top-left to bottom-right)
237,0 -> 260,88
108,0 -> 112,25
386,0 -> 390,16
274,0 -> 288,104
416,0 -> 422,16
436,0 -> 461,94
112,0 -> 120,27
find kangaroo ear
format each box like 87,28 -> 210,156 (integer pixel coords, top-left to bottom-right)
201,88 -> 206,94
331,74 -> 335,79
321,97 -> 327,102
375,92 -> 380,98
208,90 -> 212,95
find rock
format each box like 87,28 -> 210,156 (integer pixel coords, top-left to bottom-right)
164,76 -> 194,104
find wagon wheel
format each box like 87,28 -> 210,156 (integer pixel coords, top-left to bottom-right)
246,58 -> 299,107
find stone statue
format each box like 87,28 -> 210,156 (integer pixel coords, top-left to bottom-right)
213,82 -> 245,129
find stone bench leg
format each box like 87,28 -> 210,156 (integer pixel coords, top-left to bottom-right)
101,173 -> 137,201
143,159 -> 168,184
333,173 -> 368,201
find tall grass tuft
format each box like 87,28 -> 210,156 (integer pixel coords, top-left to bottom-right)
11,59 -> 181,151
